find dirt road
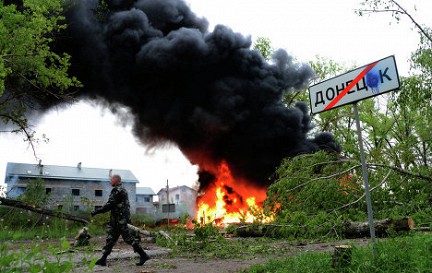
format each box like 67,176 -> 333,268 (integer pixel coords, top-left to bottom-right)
68,236 -> 371,273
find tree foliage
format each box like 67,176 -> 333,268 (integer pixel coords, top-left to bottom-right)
252,37 -> 274,62
17,177 -> 49,207
0,0 -> 81,149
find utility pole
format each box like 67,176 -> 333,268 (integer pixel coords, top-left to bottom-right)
166,179 -> 169,227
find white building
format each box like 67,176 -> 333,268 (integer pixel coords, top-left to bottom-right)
157,185 -> 197,219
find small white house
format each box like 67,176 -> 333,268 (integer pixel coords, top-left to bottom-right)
157,185 -> 197,219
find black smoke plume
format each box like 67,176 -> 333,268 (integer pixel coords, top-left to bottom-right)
12,0 -> 342,190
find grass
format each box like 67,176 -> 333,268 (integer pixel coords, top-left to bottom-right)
1,206 -> 431,273
245,233 -> 432,273
0,206 -> 109,241
0,215 -> 104,241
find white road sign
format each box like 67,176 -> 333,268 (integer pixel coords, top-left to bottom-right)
308,55 -> 400,114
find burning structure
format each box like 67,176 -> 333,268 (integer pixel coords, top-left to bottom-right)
2,0 -> 340,225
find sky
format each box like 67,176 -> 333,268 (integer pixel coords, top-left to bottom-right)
1,0 -> 431,194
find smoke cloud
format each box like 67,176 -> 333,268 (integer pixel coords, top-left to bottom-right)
10,0 -> 342,190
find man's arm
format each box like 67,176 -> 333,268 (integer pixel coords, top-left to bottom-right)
91,188 -> 119,216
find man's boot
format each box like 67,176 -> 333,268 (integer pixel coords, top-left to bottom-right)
95,253 -> 109,266
133,244 -> 150,266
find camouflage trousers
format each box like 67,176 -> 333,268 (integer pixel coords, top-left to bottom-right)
102,223 -> 140,255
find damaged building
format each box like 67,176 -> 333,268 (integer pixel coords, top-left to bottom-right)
4,162 -> 139,213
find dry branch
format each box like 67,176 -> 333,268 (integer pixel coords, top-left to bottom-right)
356,0 -> 432,43
330,170 -> 393,213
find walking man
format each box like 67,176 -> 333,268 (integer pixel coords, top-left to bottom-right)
91,174 -> 150,266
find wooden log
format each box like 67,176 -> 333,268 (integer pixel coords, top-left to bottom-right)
127,224 -> 173,241
235,224 -> 288,237
332,245 -> 352,268
343,217 -> 415,238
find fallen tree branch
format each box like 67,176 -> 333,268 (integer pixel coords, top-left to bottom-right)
367,163 -> 432,182
286,160 -> 431,194
0,197 -> 173,240
286,165 -> 360,193
0,197 -> 89,224
329,170 -> 393,213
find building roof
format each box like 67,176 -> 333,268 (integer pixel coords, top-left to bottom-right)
5,162 -> 139,183
136,187 -> 156,195
157,185 -> 196,195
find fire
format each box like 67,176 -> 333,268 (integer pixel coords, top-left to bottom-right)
338,174 -> 357,195
196,161 -> 272,226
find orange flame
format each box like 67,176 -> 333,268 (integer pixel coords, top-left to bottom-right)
196,161 -> 272,226
339,174 -> 357,195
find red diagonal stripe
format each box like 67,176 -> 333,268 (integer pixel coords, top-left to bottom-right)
324,61 -> 379,111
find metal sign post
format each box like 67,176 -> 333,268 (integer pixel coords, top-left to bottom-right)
353,102 -> 377,256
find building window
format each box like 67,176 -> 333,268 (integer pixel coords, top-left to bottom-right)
144,197 -> 150,203
175,194 -> 180,201
17,187 -> 26,194
95,190 -> 103,197
46,188 -> 52,194
72,189 -> 80,196
162,204 -> 175,213
74,205 -> 79,211
94,206 -> 102,211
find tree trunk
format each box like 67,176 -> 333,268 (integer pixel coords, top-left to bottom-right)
332,245 -> 352,268
0,197 -> 89,224
343,217 -> 415,238
235,224 -> 286,237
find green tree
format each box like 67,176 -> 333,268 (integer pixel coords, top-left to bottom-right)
354,0 -> 431,172
18,177 -> 49,207
0,0 -> 81,151
252,37 -> 274,61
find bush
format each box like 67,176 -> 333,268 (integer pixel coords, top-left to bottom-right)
131,213 -> 157,228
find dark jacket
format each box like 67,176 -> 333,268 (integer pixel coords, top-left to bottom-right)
95,184 -> 131,226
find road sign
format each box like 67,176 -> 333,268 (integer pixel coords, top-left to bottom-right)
308,55 -> 400,114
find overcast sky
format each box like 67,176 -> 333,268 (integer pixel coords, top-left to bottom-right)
1,0 -> 431,193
